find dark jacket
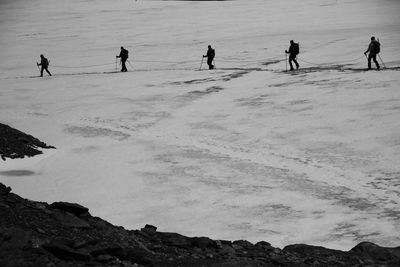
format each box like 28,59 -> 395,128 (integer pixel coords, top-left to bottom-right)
286,43 -> 299,57
118,48 -> 129,61
365,40 -> 380,55
205,48 -> 215,60
38,57 -> 49,68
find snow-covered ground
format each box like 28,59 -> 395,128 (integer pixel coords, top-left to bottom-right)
1,0 -> 400,250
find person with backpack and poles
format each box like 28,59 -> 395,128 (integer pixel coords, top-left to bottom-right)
203,45 -> 215,70
364,36 -> 380,70
285,40 -> 299,71
116,46 -> 129,72
36,54 -> 52,77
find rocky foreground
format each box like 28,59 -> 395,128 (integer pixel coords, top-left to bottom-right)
0,183 -> 400,267
1,124 -> 400,266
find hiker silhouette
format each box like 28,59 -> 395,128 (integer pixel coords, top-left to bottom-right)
364,36 -> 380,70
203,45 -> 215,69
37,54 -> 51,77
116,47 -> 129,72
285,40 -> 299,71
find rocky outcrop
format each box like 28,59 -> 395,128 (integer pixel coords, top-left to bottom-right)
0,123 -> 55,160
1,182 -> 399,267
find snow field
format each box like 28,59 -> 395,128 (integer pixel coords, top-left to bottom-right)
1,0 -> 400,250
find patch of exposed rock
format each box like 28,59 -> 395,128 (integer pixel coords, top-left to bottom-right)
0,183 -> 399,267
0,123 -> 55,160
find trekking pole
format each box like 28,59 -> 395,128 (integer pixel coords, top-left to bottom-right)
36,62 -> 40,75
127,59 -> 134,68
199,57 -> 204,70
115,56 -> 118,71
378,54 -> 386,69
285,53 -> 287,72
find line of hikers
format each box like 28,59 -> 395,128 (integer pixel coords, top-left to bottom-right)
37,36 -> 382,77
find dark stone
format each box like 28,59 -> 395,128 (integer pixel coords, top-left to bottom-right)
191,237 -> 217,249
232,240 -> 253,249
90,246 -> 153,265
0,123 -> 55,160
158,232 -> 192,248
50,202 -> 89,217
96,254 -> 115,263
144,224 -> 157,232
255,241 -> 274,251
0,184 -> 12,195
350,242 -> 400,261
42,242 -> 91,261
53,212 -> 90,228
141,224 -> 157,236
283,244 -> 345,257
1,181 -> 400,267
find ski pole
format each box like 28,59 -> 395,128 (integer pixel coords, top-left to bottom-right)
127,59 -> 133,68
115,56 -> 118,71
285,53 -> 287,72
213,59 -> 216,70
378,54 -> 386,69
36,62 -> 41,75
199,57 -> 204,70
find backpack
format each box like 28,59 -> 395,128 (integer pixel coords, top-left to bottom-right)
371,41 -> 380,54
210,48 -> 215,58
293,43 -> 299,55
121,49 -> 129,59
43,58 -> 49,67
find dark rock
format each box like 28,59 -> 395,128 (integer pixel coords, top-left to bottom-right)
1,181 -> 400,267
140,224 -> 158,236
350,242 -> 400,261
42,242 -> 91,261
96,254 -> 115,263
144,224 -> 157,232
255,241 -> 274,251
0,183 -> 12,195
0,203 -> 10,209
90,245 -> 153,265
158,232 -> 192,248
50,202 -> 89,217
232,240 -> 253,250
53,212 -> 90,228
191,237 -> 217,249
0,123 -> 55,160
284,243 -> 345,257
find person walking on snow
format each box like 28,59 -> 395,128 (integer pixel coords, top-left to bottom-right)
203,45 -> 215,69
364,36 -> 380,70
285,40 -> 299,71
37,54 -> 52,77
116,46 -> 129,72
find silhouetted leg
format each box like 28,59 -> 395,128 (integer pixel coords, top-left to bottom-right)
40,66 -> 44,77
45,67 -> 52,76
372,55 -> 380,70
121,61 -> 127,72
288,57 -> 294,70
293,58 -> 299,69
368,54 -> 372,69
207,59 -> 213,69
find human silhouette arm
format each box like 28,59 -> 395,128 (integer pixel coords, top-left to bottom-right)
364,43 -> 372,55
